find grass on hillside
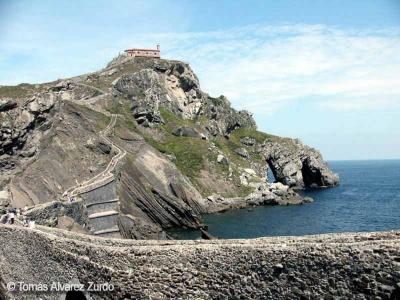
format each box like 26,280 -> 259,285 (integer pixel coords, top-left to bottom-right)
0,84 -> 38,98
144,108 -> 208,180
143,108 -> 268,197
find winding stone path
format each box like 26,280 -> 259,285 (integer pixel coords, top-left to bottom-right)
63,85 -> 127,238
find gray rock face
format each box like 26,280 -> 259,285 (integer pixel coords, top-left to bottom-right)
113,60 -> 257,136
24,200 -> 88,230
202,95 -> 256,137
0,93 -> 58,175
117,145 -> 206,238
263,140 -> 339,188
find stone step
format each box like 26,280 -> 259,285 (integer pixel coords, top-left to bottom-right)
88,210 -> 119,219
85,199 -> 119,207
88,211 -> 119,231
86,200 -> 119,215
93,226 -> 120,235
96,231 -> 122,239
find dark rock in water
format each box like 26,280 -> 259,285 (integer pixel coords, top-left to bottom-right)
172,127 -> 201,138
0,99 -> 17,112
303,197 -> 314,203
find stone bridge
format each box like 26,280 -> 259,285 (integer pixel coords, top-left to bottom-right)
1,226 -> 400,300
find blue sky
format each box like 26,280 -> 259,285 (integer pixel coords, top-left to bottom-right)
1,0 -> 400,160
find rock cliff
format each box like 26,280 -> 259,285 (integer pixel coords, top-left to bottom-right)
263,140 -> 339,188
0,55 -> 339,239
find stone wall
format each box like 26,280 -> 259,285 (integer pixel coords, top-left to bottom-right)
0,225 -> 400,299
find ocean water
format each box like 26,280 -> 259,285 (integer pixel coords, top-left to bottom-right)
169,160 -> 400,239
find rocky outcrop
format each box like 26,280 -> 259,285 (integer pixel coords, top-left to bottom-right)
113,59 -> 256,137
172,127 -> 201,138
117,145 -> 206,238
263,140 -> 339,188
24,200 -> 88,232
0,99 -> 17,112
1,225 -> 400,300
201,95 -> 256,137
205,182 -> 311,213
7,102 -> 113,208
0,92 -> 59,184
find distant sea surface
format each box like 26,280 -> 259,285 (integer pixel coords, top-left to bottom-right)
169,160 -> 400,239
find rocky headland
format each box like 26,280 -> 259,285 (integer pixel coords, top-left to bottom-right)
0,55 -> 338,239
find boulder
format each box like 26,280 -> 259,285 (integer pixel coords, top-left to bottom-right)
235,147 -> 249,158
240,137 -> 256,146
217,154 -> 229,165
243,168 -> 257,176
270,182 -> 289,192
0,99 -> 17,112
50,80 -> 70,91
172,127 -> 201,138
97,141 -> 112,154
85,139 -> 112,154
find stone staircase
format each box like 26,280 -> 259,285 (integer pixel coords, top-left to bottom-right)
80,180 -> 122,238
62,91 -> 127,239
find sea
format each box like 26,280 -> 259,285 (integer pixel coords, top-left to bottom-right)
169,160 -> 400,239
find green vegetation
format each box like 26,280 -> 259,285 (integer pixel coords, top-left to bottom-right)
144,108 -> 208,179
0,84 -> 37,98
230,127 -> 281,144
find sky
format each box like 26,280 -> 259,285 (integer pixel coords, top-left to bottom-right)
1,0 -> 399,160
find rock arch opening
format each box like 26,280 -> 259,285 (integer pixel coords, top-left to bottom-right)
301,157 -> 324,188
266,162 -> 277,183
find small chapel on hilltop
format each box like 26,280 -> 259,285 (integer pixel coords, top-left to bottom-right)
124,45 -> 160,58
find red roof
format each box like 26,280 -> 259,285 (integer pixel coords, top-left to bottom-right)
124,48 -> 160,52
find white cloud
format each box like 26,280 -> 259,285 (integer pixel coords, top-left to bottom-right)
2,22 -> 400,116
320,96 -> 399,111
138,24 -> 400,115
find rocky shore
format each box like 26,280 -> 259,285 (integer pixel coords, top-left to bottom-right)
1,225 -> 400,299
204,182 -> 313,213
